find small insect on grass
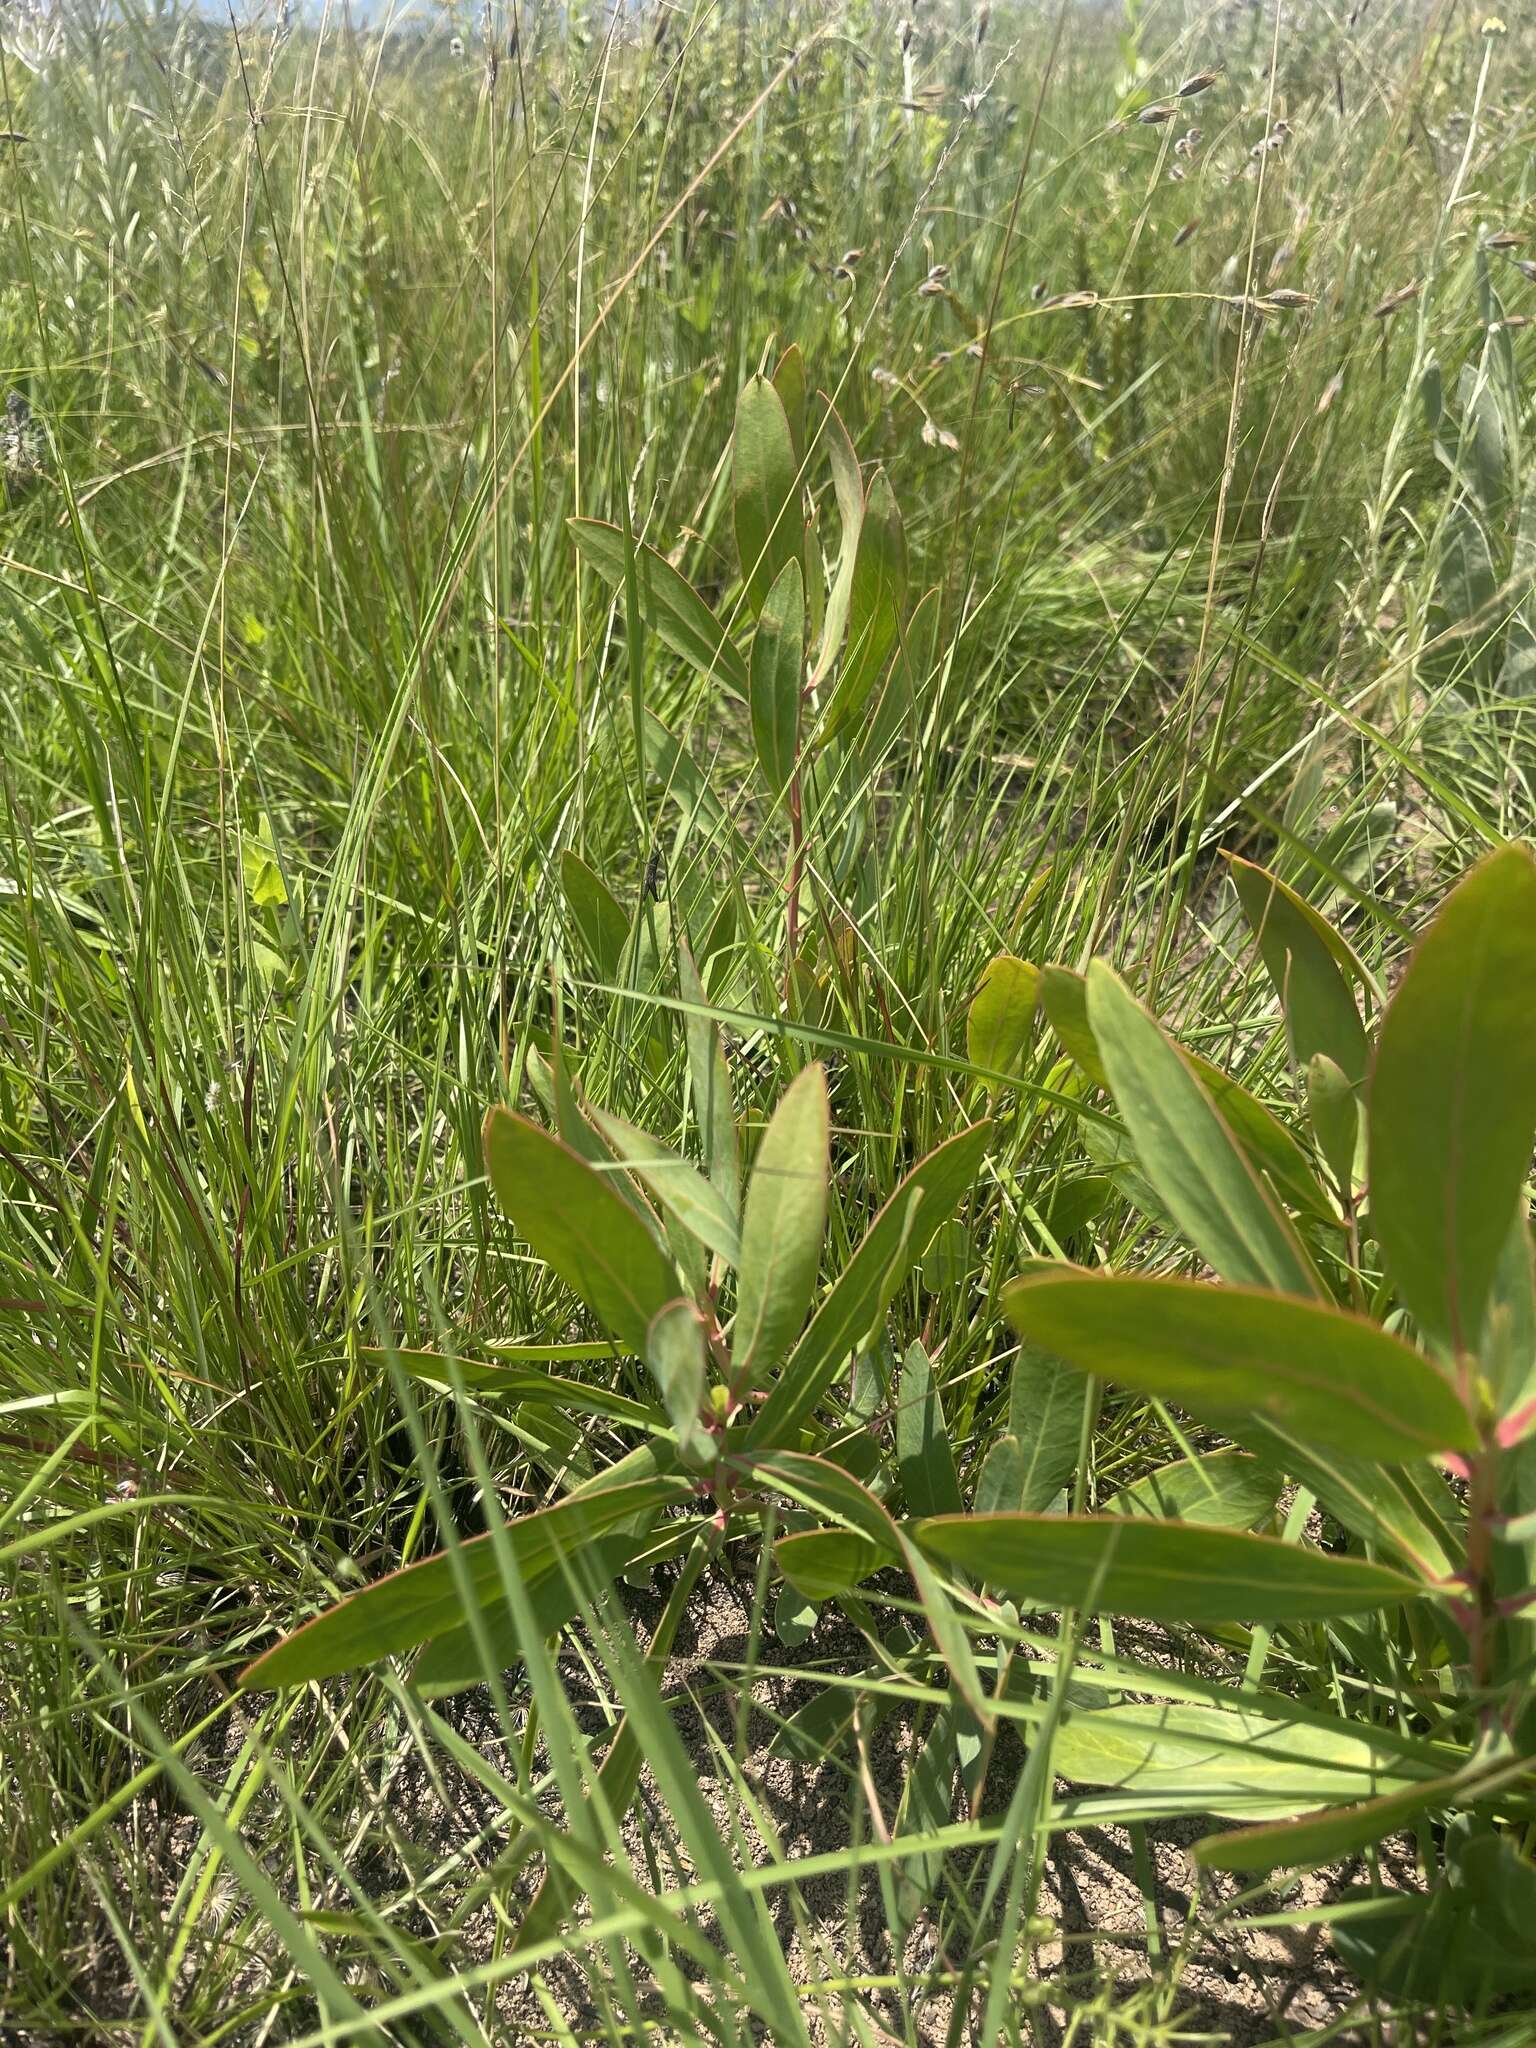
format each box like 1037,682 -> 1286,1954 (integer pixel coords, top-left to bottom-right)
1372,281 -> 1420,318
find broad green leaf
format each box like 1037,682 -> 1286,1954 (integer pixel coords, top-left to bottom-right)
1045,965 -> 1331,1223
1228,856 -> 1370,1082
1369,844 -> 1536,1355
771,344 -> 807,463
1051,1702 -> 1445,1819
748,1120 -> 992,1445
748,557 -> 804,797
732,374 -> 801,615
412,1520 -> 702,1697
776,1526 -> 884,1600
240,1473 -> 692,1687
896,1341 -> 964,1518
774,1584 -> 818,1649
1243,1425 -> 1462,1581
745,1449 -> 899,1552
1009,1343 -> 1087,1513
974,1433 -> 1024,1514
647,1299 -> 715,1469
678,942 -> 739,1220
913,1512 -> 1425,1624
1086,962 -> 1324,1296
483,1109 -> 680,1354
1003,1271 -> 1476,1461
1104,1450 -> 1279,1531
1306,1053 -> 1358,1191
731,1065 -> 830,1389
570,519 -> 746,695
820,468 -> 905,744
813,395 -> 865,681
1194,1768 -> 1496,1873
560,850 -> 629,981
967,954 -> 1039,1082
587,1105 -> 742,1270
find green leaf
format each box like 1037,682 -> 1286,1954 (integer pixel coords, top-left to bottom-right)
967,954 -> 1039,1083
748,557 -> 804,797
896,1341 -> 964,1518
1051,1702 -> 1445,1819
1194,1769 -> 1486,1873
776,1526 -> 884,1600
913,1513 -> 1425,1624
1045,965 -> 1331,1223
771,344 -> 807,463
483,1108 -> 679,1354
1086,962 -> 1323,1296
1003,1271 -> 1476,1462
1104,1450 -> 1279,1531
678,942 -> 739,1220
1369,843 -> 1536,1354
732,374 -> 801,616
748,1120 -> 991,1446
560,851 -> 629,981
570,519 -> 747,695
1306,1053 -> 1358,1191
1009,1343 -> 1088,1513
240,1473 -> 692,1687
974,1433 -> 1024,1514
813,396 -> 864,681
820,468 -> 905,744
1227,856 -> 1370,1083
587,1105 -> 742,1271
413,1520 -> 702,1697
384,1349 -> 658,1428
774,1584 -> 818,1650
647,1299 -> 716,1468
731,1065 -> 830,1390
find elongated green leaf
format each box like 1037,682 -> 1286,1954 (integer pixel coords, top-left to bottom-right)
240,1473 -> 693,1686
483,1109 -> 679,1354
896,1341 -> 964,1518
967,954 -> 1039,1082
733,374 -> 801,615
678,942 -> 739,1220
587,1106 -> 741,1270
821,468 -> 905,744
1044,965 -> 1331,1222
730,1066 -> 830,1390
1052,1702 -> 1445,1819
1228,856 -> 1370,1082
1003,1272 -> 1476,1461
383,1349 -> 658,1428
413,1520 -> 703,1697
647,1299 -> 715,1468
1104,1450 -> 1279,1531
749,557 -> 804,797
748,1120 -> 992,1445
974,1433 -> 1024,1514
772,344 -> 807,463
1086,962 -> 1323,1296
1194,1770 -> 1479,1873
913,1512 -> 1425,1624
1009,1342 -> 1087,1512
1369,843 -> 1536,1354
570,519 -> 746,695
813,395 -> 864,681
560,851 -> 629,981
745,1449 -> 899,1551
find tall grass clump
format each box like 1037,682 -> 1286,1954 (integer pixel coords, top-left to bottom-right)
3,0 -> 1536,2039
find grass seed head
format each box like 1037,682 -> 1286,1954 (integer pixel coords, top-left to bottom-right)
1175,70 -> 1220,97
